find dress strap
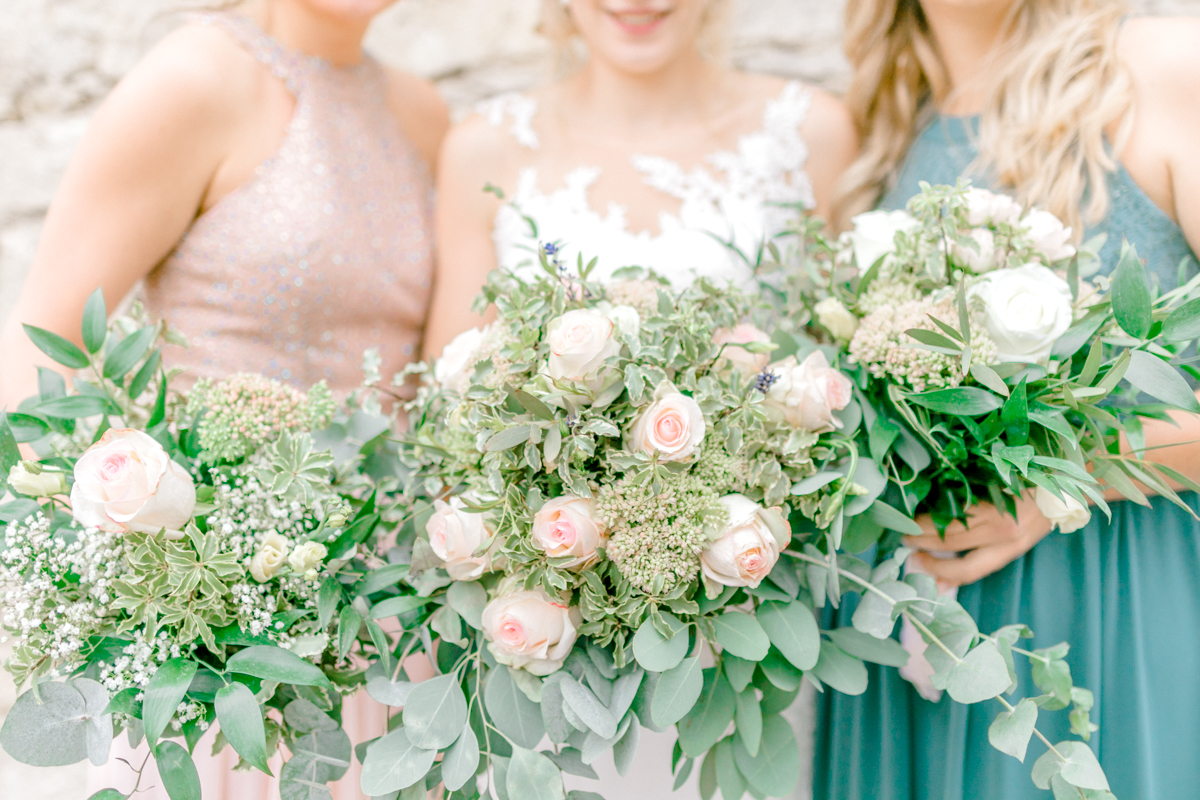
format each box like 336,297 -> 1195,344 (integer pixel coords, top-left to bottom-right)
192,12 -> 309,95
476,92 -> 541,150
762,81 -> 813,155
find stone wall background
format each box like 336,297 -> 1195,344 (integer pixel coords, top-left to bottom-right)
2,0 -> 1200,796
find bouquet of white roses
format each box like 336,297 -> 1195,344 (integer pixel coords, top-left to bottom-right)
0,293 -> 409,799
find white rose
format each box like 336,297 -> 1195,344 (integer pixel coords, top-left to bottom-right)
1034,487 -> 1091,533
250,532 -> 290,582
546,309 -> 621,391
848,210 -> 919,270
427,497 -> 494,580
288,541 -> 328,575
531,496 -> 608,570
955,228 -> 1000,274
70,429 -> 197,534
701,495 -> 788,589
814,298 -> 860,341
8,462 -> 67,497
965,188 -> 1023,227
435,327 -> 485,394
482,589 -> 581,676
763,351 -> 854,433
713,324 -> 773,376
603,304 -> 642,340
1021,209 -> 1077,262
969,264 -> 1074,364
628,383 -> 706,462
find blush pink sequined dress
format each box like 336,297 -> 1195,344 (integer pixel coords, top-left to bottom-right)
88,12 -> 434,800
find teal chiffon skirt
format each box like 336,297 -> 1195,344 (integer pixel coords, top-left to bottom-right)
814,494 -> 1200,800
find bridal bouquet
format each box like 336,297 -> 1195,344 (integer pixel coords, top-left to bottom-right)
0,294 -> 404,799
375,256 -> 873,800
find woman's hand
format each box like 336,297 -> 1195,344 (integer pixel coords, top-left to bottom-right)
903,494 -> 1055,588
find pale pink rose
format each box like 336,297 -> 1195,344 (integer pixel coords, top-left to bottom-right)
426,497 -> 493,580
701,495 -> 788,589
628,384 -> 706,462
71,429 -> 196,534
546,309 -> 620,390
713,324 -> 772,376
531,496 -> 608,569
763,351 -> 853,433
435,327 -> 485,394
481,589 -> 581,675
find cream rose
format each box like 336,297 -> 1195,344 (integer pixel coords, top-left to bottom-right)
531,496 -> 607,570
628,384 -> 706,462
482,589 -> 581,676
427,497 -> 493,580
713,324 -> 772,376
8,462 -> 67,497
701,495 -> 788,589
965,188 -> 1023,227
1021,209 -> 1077,262
969,263 -> 1074,364
814,298 -> 859,341
546,309 -> 620,390
763,351 -> 853,433
1034,487 -> 1091,533
250,533 -> 290,582
435,327 -> 485,394
70,429 -> 196,534
848,210 -> 919,270
955,228 -> 999,274
288,541 -> 328,578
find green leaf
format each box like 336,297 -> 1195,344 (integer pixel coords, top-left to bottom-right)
942,642 -> 1010,704
1110,241 -> 1152,339
723,655 -> 756,694
0,413 -> 20,481
359,726 -> 437,796
651,656 -> 703,728
869,500 -> 924,537
756,601 -> 820,671
1057,741 -> 1110,791
156,740 -> 201,800
712,612 -> 770,662
441,723 -> 480,792
906,387 -> 1003,416
811,641 -> 868,695
514,390 -> 556,421
6,412 -> 50,443
734,688 -> 762,758
825,627 -> 910,667
37,395 -> 113,419
23,324 -> 90,369
906,328 -> 962,351
715,737 -> 746,800
81,289 -> 108,355
677,669 -> 736,758
0,679 -> 112,767
402,674 -> 467,750
851,581 -> 916,640
283,699 -> 339,734
128,349 -> 161,401
506,746 -> 565,800
560,675 -> 617,739
87,791 -> 127,800
227,646 -> 331,688
1163,296 -> 1200,342
988,697 -> 1038,762
369,595 -> 431,620
732,714 -> 800,798
337,606 -> 363,660
143,658 -> 198,745
317,577 -> 341,628
214,682 -> 270,775
102,326 -> 156,381
970,363 -> 1010,396
485,665 -> 545,749
280,726 -> 353,799
1124,350 -> 1200,412
446,581 -> 487,630
485,425 -> 532,452
632,612 -> 689,672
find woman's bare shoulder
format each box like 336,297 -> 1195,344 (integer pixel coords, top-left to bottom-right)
382,68 -> 450,168
1120,17 -> 1200,96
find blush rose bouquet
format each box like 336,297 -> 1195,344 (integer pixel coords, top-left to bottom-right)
361,255 -> 879,800
0,293 -> 415,799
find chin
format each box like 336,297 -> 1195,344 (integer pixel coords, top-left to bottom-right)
304,0 -> 398,19
575,1 -> 708,73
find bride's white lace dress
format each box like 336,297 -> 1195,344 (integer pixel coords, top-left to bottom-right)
482,81 -> 817,800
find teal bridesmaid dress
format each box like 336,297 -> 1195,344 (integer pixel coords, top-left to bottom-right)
814,116 -> 1200,800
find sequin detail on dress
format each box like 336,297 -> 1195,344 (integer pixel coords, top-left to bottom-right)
144,13 -> 434,395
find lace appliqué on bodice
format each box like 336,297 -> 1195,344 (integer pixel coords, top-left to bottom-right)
485,82 -> 815,290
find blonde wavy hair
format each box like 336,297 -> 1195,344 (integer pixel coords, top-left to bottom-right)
539,0 -> 734,73
835,0 -> 1133,236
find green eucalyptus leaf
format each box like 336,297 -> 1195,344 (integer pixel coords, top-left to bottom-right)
284,699 -> 339,734
143,659 -> 198,745
732,714 -> 800,798
359,726 -> 437,796
369,595 -> 431,620
723,655 -> 756,694
712,612 -> 770,662
825,627 -> 911,667
851,581 -> 916,640
756,601 -> 820,671
0,679 -> 111,767
506,746 -> 565,800
87,791 -> 127,800
651,656 -> 703,728
632,612 -> 689,672
156,740 -> 201,800
485,425 -> 532,452
561,675 -> 617,740
402,674 -> 467,750
446,580 -> 487,630
942,642 -> 1010,704
988,697 -> 1038,763
485,665 -> 545,749
734,688 -> 762,758
715,737 -> 747,800
677,669 -> 736,758
811,641 -> 868,695
441,723 -> 480,792
23,324 -> 90,369
227,646 -> 331,688
868,500 -> 924,537
214,682 -> 271,775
